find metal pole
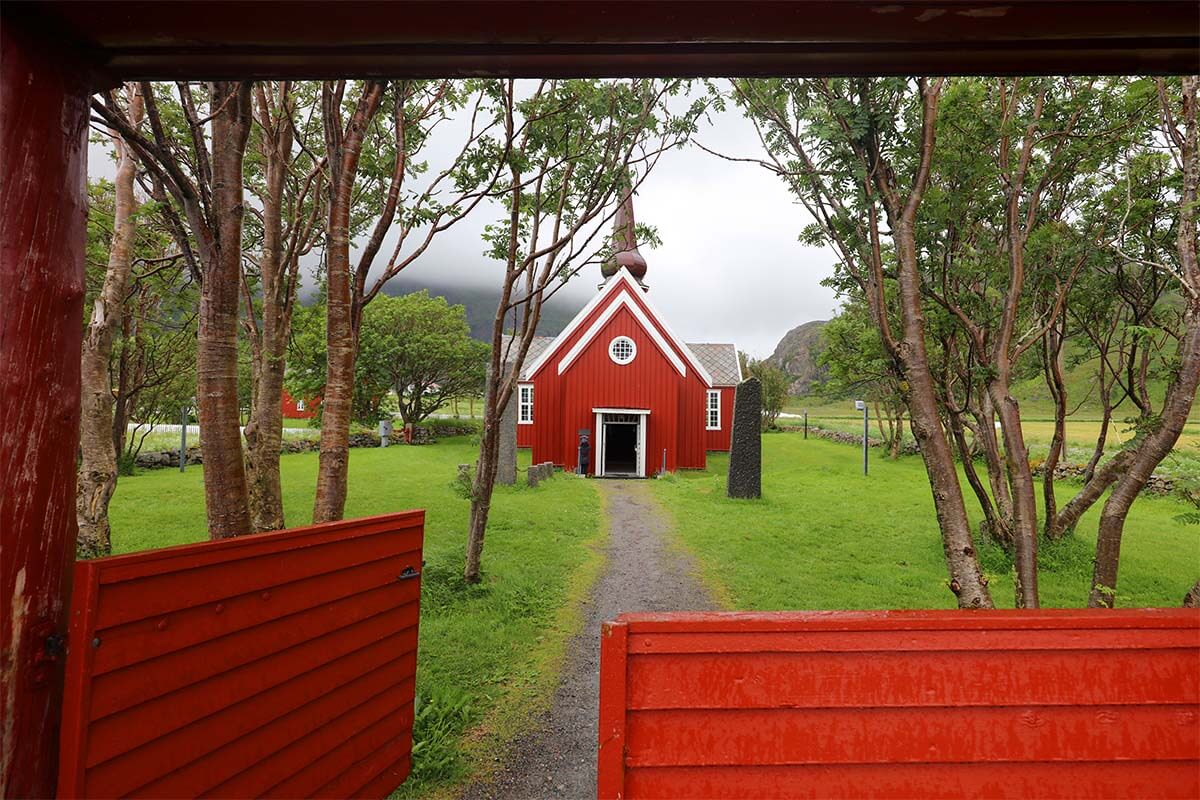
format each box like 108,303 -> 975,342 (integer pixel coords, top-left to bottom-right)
862,403 -> 869,476
180,404 -> 187,473
804,410 -> 808,439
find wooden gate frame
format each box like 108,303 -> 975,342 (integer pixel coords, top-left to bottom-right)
2,3 -> 1197,795
57,511 -> 424,799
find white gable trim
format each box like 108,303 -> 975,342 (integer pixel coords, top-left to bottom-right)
557,293 -> 686,377
523,270 -> 631,379
525,267 -> 714,386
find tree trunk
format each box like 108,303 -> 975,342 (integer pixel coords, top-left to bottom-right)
313,81 -> 383,524
111,311 -> 132,458
464,368 -> 504,583
197,81 -> 253,539
948,408 -> 1007,544
243,87 -> 295,532
1089,311 -> 1198,606
1042,319 -> 1068,538
1090,75 -> 1199,608
893,222 -> 993,609
243,347 -> 286,530
312,211 -> 357,524
971,395 -> 1014,535
1054,448 -> 1131,534
76,85 -> 142,558
988,379 -> 1040,608
465,154 -> 522,584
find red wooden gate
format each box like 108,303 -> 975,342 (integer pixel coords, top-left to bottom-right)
57,511 -> 424,799
598,609 -> 1200,799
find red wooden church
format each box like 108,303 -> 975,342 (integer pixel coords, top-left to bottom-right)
512,191 -> 740,477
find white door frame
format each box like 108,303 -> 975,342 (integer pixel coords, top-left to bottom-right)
592,408 -> 649,477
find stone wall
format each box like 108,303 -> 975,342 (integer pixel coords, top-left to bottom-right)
132,420 -> 479,471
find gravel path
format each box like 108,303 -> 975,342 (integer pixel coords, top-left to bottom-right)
461,479 -> 716,800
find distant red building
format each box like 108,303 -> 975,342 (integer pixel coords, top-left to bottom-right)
281,388 -> 319,420
510,191 -> 739,476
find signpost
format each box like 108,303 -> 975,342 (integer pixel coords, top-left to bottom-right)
854,399 -> 868,476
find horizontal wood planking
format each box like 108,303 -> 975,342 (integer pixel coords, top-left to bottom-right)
627,649 -> 1198,709
600,610 -> 1200,799
623,761 -> 1200,799
58,511 -> 424,799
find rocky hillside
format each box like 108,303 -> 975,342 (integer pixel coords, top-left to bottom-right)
770,320 -> 828,394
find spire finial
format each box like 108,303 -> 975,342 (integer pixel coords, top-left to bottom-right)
601,177 -> 647,282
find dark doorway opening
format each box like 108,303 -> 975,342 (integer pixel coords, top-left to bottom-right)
603,420 -> 638,476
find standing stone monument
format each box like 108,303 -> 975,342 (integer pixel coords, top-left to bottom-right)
726,376 -> 762,499
497,374 -> 518,486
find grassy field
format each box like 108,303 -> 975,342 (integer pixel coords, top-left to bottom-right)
106,440 -> 603,798
651,434 -> 1198,611
785,408 -> 1200,450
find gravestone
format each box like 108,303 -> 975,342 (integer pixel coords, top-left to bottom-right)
497,377 -> 518,486
726,377 -> 762,499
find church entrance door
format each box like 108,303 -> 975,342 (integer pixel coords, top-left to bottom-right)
594,409 -> 648,477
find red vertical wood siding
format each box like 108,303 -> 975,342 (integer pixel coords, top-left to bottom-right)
281,388 -> 318,419
0,20 -> 89,798
703,386 -> 735,452
527,281 -> 715,472
57,511 -> 424,799
598,610 -> 1200,799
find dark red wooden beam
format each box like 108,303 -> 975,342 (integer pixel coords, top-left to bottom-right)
4,1 -> 1198,80
0,18 -> 90,799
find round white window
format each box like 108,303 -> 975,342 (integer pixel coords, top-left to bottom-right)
608,335 -> 637,365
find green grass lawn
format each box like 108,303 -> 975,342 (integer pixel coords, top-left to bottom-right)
652,434 -> 1198,611
106,440 -> 603,798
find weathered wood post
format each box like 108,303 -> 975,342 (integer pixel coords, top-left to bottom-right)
726,377 -> 762,499
0,19 -> 90,798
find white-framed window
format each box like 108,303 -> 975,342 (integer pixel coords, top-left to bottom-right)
518,383 -> 534,424
296,398 -> 306,411
608,335 -> 637,365
706,389 -> 721,430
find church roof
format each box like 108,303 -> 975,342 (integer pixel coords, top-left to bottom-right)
500,335 -> 740,386
497,334 -> 555,375
685,343 -> 742,386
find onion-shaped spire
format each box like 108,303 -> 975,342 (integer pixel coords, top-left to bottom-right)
601,181 -> 647,281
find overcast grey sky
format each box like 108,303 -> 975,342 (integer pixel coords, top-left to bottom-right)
89,85 -> 839,358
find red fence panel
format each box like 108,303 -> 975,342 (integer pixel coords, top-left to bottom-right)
598,609 -> 1200,799
57,511 -> 424,799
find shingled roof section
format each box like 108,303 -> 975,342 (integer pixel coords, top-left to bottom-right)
502,335 -> 740,385
686,343 -> 742,386
499,335 -> 556,378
